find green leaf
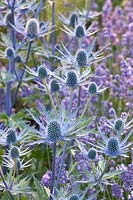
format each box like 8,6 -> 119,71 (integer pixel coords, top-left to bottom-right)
103,170 -> 123,180
33,176 -> 49,200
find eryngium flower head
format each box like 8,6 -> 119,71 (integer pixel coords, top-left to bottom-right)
25,18 -> 39,39
10,146 -> 20,159
92,127 -> 133,158
69,13 -> 78,28
38,66 -> 47,79
114,118 -> 124,133
6,130 -> 16,145
47,120 -> 62,142
75,24 -> 85,38
69,194 -> 79,200
88,82 -> 97,94
105,137 -> 119,157
50,79 -> 60,92
76,49 -> 87,67
66,71 -> 78,88
5,47 -> 15,58
87,148 -> 97,160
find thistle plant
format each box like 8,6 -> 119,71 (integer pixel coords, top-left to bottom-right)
0,0 -> 133,200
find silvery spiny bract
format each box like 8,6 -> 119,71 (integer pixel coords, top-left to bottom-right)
3,144 -> 31,169
48,68 -> 92,89
90,126 -> 133,158
61,22 -> 97,38
101,110 -> 133,134
27,106 -> 91,144
0,127 -> 32,146
11,17 -> 52,40
56,41 -> 110,68
88,82 -> 107,94
77,8 -> 101,20
58,11 -> 78,28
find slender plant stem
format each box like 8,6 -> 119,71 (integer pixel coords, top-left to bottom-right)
43,79 -> 57,115
5,59 -> 12,116
55,141 -> 67,190
51,0 -> 55,71
79,95 -> 91,120
0,166 -> 15,200
10,41 -> 32,114
5,0 -> 16,116
34,0 -> 46,19
50,142 -> 56,200
98,158 -> 110,183
55,92 -> 60,110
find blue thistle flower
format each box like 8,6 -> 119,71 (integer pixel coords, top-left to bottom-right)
66,71 -> 78,88
90,127 -> 133,158
88,82 -> 107,94
87,148 -> 97,160
76,49 -> 87,67
50,79 -> 60,92
6,130 -> 16,145
25,18 -> 39,39
10,146 -> 20,160
69,13 -> 78,28
75,24 -> 85,38
5,47 -> 15,58
47,120 -> 62,142
38,66 -> 48,79
69,194 -> 79,200
105,137 -> 120,157
114,118 -> 124,133
88,82 -> 97,94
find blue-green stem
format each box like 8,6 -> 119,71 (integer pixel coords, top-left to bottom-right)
5,0 -> 16,116
50,142 -> 56,200
51,0 -> 55,71
6,59 -> 13,116
10,41 -> 32,114
55,141 -> 67,191
79,95 -> 91,120
43,79 -> 57,115
34,0 -> 46,18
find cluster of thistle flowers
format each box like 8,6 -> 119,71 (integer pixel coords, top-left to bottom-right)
0,125 -> 32,195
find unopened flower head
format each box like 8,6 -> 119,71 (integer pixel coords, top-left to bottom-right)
25,18 -> 39,39
75,24 -> 85,38
87,147 -> 97,160
5,47 -> 15,59
76,49 -> 87,67
88,82 -> 97,94
50,79 -> 60,92
47,120 -> 62,142
66,71 -> 78,88
38,66 -> 47,79
69,194 -> 79,200
69,12 -> 78,28
10,146 -> 20,160
114,118 -> 124,133
6,130 -> 16,145
92,127 -> 133,158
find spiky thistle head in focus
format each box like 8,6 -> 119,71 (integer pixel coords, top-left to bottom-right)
89,126 -> 133,158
